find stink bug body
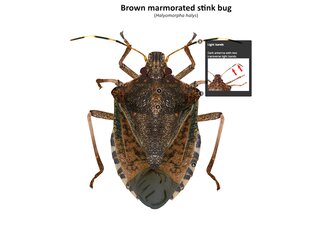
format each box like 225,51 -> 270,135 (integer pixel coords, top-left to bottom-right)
208,63 -> 246,91
71,32 -> 226,209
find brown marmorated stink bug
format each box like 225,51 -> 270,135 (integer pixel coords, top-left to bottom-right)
208,63 -> 246,91
71,32 -> 227,209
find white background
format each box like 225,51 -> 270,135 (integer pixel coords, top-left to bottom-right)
1,0 -> 324,237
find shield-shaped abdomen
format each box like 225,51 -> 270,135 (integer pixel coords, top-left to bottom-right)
110,74 -> 202,208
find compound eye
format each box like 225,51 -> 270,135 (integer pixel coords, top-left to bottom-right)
140,67 -> 147,75
165,67 -> 172,75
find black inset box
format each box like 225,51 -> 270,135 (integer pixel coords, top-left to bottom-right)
205,40 -> 252,96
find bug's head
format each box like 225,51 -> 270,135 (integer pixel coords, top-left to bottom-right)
213,74 -> 222,81
140,52 -> 172,79
208,73 -> 232,91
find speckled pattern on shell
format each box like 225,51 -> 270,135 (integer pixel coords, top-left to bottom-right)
111,71 -> 202,202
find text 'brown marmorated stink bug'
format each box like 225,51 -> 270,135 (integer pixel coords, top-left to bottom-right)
71,32 -> 227,209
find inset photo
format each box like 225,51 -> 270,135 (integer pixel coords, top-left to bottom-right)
205,40 -> 252,96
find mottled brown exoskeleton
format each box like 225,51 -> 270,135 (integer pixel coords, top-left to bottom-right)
71,32 -> 225,209
208,64 -> 246,91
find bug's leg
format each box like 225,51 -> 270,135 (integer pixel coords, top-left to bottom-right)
174,33 -> 197,80
118,31 -> 139,79
190,80 -> 206,87
96,79 -> 124,89
87,110 -> 114,188
198,112 -> 224,190
228,82 -> 247,87
225,74 -> 245,85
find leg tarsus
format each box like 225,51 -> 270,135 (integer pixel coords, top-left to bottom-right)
190,80 -> 206,87
120,31 -> 130,45
96,79 -> 123,89
89,157 -> 104,188
206,167 -> 221,190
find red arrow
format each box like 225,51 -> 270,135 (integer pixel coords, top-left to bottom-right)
238,64 -> 243,72
232,68 -> 237,75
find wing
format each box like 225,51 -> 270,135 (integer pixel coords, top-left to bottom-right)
111,101 -> 149,197
159,102 -> 201,199
111,99 -> 201,203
